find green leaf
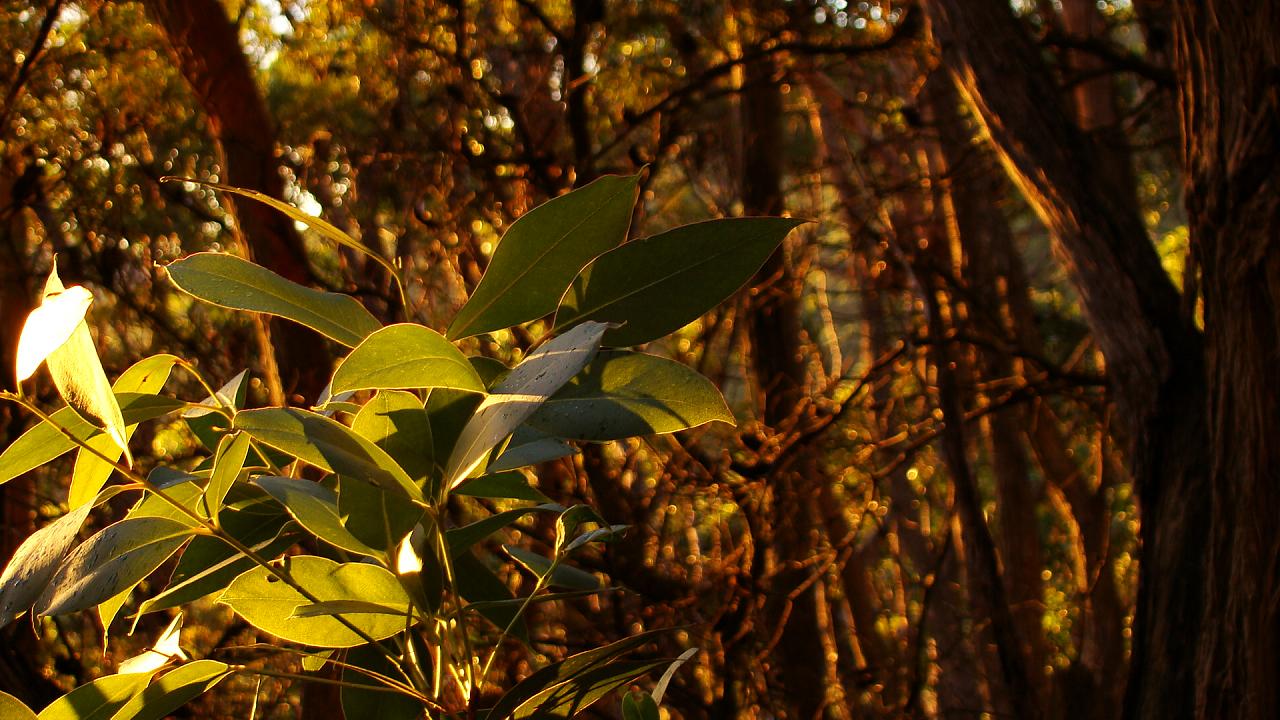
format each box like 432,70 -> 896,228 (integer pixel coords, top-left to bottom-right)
489,427 -> 577,473
651,647 -> 698,704
485,628 -> 673,720
234,408 -> 422,502
0,393 -> 183,488
39,267 -> 132,466
622,692 -> 660,720
527,351 -> 733,441
340,644 -> 424,720
165,178 -> 404,302
109,660 -> 229,720
444,321 -> 609,489
253,476 -> 379,557
333,324 -> 485,395
201,432 -> 252,519
555,217 -> 804,346
128,480 -> 206,528
351,391 -> 434,483
140,490 -> 296,614
219,556 -> 413,648
503,545 -> 601,591
35,517 -> 194,617
166,253 -> 380,347
337,476 -> 423,554
446,504 -> 562,552
453,549 -> 523,639
510,659 -> 668,718
36,672 -> 153,720
70,355 -> 180,509
0,502 -> 94,627
448,174 -> 639,340
0,690 -> 36,720
453,471 -> 552,503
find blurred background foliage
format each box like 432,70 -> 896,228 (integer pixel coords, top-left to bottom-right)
0,1 -> 1189,717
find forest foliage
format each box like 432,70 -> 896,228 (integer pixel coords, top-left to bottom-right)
1,1 -> 1277,719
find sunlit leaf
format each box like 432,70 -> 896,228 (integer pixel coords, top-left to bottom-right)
202,432 -> 252,519
444,321 -> 609,490
448,174 -> 639,340
14,284 -> 92,383
110,660 -> 229,720
555,217 -> 804,346
652,647 -> 698,704
351,391 -> 433,484
253,476 -> 378,557
218,556 -> 413,648
118,613 -> 187,674
527,351 -> 734,441
337,476 -> 423,553
36,517 -> 194,617
166,252 -> 380,347
40,267 -> 132,467
0,394 -> 183,488
332,323 -> 484,395
0,690 -> 36,720
0,502 -> 93,628
36,671 -> 153,720
234,407 -> 422,502
69,355 -> 180,509
488,427 -> 577,473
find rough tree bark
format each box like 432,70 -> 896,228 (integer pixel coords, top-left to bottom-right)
143,0 -> 330,402
923,1 -> 1233,719
1170,5 -> 1280,719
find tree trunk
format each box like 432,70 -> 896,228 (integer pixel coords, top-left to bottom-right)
143,0 -> 330,402
1170,5 -> 1280,719
923,2 -> 1212,719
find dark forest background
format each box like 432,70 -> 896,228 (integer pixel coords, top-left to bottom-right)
1,1 -> 1277,718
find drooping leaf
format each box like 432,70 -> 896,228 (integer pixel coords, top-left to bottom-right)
485,628 -> 673,720
14,284 -> 92,383
488,427 -> 577,473
503,545 -> 601,591
234,408 -> 421,502
444,321 -> 609,490
35,517 -> 194,617
446,504 -> 562,552
139,526 -> 295,616
219,556 -> 413,648
351,391 -> 433,483
448,174 -> 639,340
509,659 -> 668,719
555,217 -> 804,346
453,471 -> 552,503
337,476 -> 423,553
527,351 -> 733,441
622,691 -> 660,720
109,660 -> 229,720
202,432 -> 252,519
36,672 -> 153,720
70,355 -> 180,509
253,476 -> 378,557
332,324 -> 484,395
651,647 -> 698,704
0,393 -> 183,488
340,644 -> 423,720
0,501 -> 94,628
166,253 -> 380,347
164,178 -> 403,299
0,690 -> 36,720
454,549 -> 524,639
40,267 -> 132,467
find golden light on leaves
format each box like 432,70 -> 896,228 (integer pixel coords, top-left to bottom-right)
14,285 -> 93,383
